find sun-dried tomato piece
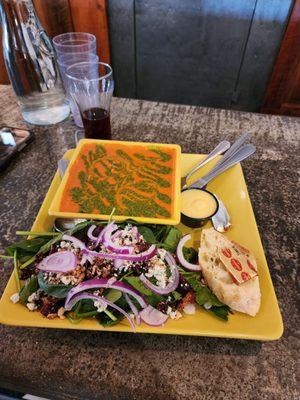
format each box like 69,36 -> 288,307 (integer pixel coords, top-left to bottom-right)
178,291 -> 196,311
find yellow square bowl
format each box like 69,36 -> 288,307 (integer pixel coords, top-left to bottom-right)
49,139 -> 181,225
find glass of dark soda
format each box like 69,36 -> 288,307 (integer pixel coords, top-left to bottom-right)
66,62 -> 114,140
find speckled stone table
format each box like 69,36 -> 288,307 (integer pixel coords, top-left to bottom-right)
0,85 -> 299,400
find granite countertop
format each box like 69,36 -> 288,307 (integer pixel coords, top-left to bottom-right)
0,85 -> 299,400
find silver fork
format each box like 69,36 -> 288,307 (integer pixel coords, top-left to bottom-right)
189,143 -> 256,189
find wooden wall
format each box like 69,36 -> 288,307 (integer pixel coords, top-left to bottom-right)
0,0 -> 110,84
262,0 -> 300,116
0,27 -> 8,84
107,0 -> 293,112
0,0 -> 295,114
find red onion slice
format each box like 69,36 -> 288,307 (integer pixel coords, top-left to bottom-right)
112,226 -> 140,241
131,226 -> 140,239
87,225 -> 99,242
139,251 -> 179,295
65,292 -> 135,330
177,234 -> 201,271
111,230 -> 122,240
102,223 -> 133,254
107,277 -> 117,285
124,293 -> 141,325
65,278 -> 147,309
83,244 -> 156,262
62,234 -> 86,250
62,234 -> 91,265
139,305 -> 169,326
95,221 -> 114,246
37,251 -> 77,273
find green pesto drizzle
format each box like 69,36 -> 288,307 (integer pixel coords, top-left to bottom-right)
69,144 -> 175,217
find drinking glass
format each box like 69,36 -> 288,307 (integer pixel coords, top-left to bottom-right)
58,53 -> 99,127
66,62 -> 114,140
53,32 -> 96,57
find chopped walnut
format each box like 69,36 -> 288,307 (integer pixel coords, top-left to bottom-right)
85,259 -> 113,279
57,307 -> 66,319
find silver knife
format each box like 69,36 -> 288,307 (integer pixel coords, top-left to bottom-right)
189,144 -> 256,189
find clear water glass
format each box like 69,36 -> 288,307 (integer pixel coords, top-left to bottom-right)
66,62 -> 114,140
53,32 -> 96,56
58,53 -> 99,127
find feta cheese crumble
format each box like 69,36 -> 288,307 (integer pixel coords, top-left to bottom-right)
157,248 -> 166,260
26,302 -> 38,311
166,306 -> 182,320
26,290 -> 43,311
145,256 -> 168,288
27,290 -> 42,303
10,293 -> 20,304
94,299 -> 107,313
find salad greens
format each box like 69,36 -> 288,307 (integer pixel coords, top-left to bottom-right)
19,275 -> 38,304
137,224 -> 182,253
38,220 -> 95,255
124,276 -> 164,306
37,273 -> 73,298
6,237 -> 50,257
179,267 -> 229,320
4,220 -> 229,326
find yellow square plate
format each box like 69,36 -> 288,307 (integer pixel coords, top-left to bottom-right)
49,139 -> 182,225
0,151 -> 283,340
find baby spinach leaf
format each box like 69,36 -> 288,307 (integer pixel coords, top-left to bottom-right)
179,267 -> 229,320
160,226 -> 182,252
19,275 -> 38,304
195,286 -> 224,307
137,226 -> 157,244
136,225 -> 182,252
38,273 -> 73,298
72,298 -> 96,315
182,247 -> 198,264
179,268 -> 223,306
96,312 -> 124,327
105,289 -> 122,303
124,276 -> 153,296
75,310 -> 99,318
38,220 -> 95,255
37,234 -> 63,255
6,237 -> 50,257
123,276 -> 163,306
171,291 -> 182,301
209,306 -> 230,321
6,221 -> 96,264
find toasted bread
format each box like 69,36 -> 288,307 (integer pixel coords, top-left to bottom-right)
198,228 -> 261,316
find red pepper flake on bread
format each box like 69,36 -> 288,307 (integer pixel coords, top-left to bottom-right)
198,228 -> 261,317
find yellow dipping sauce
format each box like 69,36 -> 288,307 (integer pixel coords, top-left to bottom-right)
181,189 -> 217,219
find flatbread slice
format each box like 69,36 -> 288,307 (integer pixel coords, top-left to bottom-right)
198,228 -> 261,316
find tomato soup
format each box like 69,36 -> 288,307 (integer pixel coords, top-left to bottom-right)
60,142 -> 177,218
